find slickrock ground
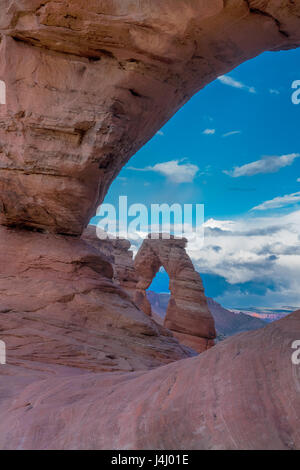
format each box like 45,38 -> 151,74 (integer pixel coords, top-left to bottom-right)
0,0 -> 300,450
0,312 -> 299,450
134,235 -> 216,353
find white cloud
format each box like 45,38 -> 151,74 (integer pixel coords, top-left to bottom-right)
156,131 -> 164,136
269,89 -> 280,95
125,210 -> 300,307
222,130 -> 241,138
297,178 -> 300,183
251,192 -> 300,211
127,160 -> 199,183
225,153 -> 300,177
186,210 -> 300,306
218,75 -> 256,94
203,129 -> 216,135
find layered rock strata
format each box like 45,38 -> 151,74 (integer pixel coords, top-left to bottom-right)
1,1 -> 300,234
82,225 -> 138,298
0,226 -> 192,374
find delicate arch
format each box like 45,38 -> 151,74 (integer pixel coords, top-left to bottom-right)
134,235 -> 216,353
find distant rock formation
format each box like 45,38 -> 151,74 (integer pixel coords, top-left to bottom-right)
134,235 -> 216,353
146,291 -> 170,323
82,226 -> 138,299
83,229 -> 217,353
147,292 -> 267,339
230,306 -> 297,323
206,297 -> 267,338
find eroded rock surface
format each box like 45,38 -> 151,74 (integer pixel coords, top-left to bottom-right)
82,225 -> 138,299
0,226 -> 192,373
1,1 -> 300,233
134,235 -> 216,353
0,312 -> 299,450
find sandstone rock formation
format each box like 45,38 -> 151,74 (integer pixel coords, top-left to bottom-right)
1,1 -> 300,234
82,225 -> 138,299
147,292 -> 267,339
0,312 -> 299,450
0,226 -> 192,374
134,235 -> 216,353
0,0 -> 300,451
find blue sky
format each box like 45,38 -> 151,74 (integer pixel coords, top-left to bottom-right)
95,48 -> 300,309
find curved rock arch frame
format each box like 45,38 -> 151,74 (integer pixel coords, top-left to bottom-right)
0,1 -> 300,234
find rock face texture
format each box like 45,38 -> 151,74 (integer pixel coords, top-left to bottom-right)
147,292 -> 267,339
0,312 -> 299,450
1,1 -> 300,234
0,226 -> 192,374
0,0 -> 300,451
82,225 -> 138,299
134,236 -> 216,353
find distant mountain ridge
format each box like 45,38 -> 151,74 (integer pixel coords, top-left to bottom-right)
147,291 -> 266,339
230,306 -> 298,323
206,297 -> 266,337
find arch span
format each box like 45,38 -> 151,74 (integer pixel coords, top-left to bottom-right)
134,235 -> 216,352
0,1 -> 300,233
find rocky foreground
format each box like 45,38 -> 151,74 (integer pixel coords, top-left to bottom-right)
0,312 -> 299,450
0,0 -> 300,450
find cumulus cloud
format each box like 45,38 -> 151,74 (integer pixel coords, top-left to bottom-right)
123,210 -> 300,307
222,130 -> 241,138
269,89 -> 280,95
217,75 -> 256,94
203,128 -> 216,135
225,153 -> 300,177
185,210 -> 300,307
127,160 -> 199,183
251,192 -> 300,211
